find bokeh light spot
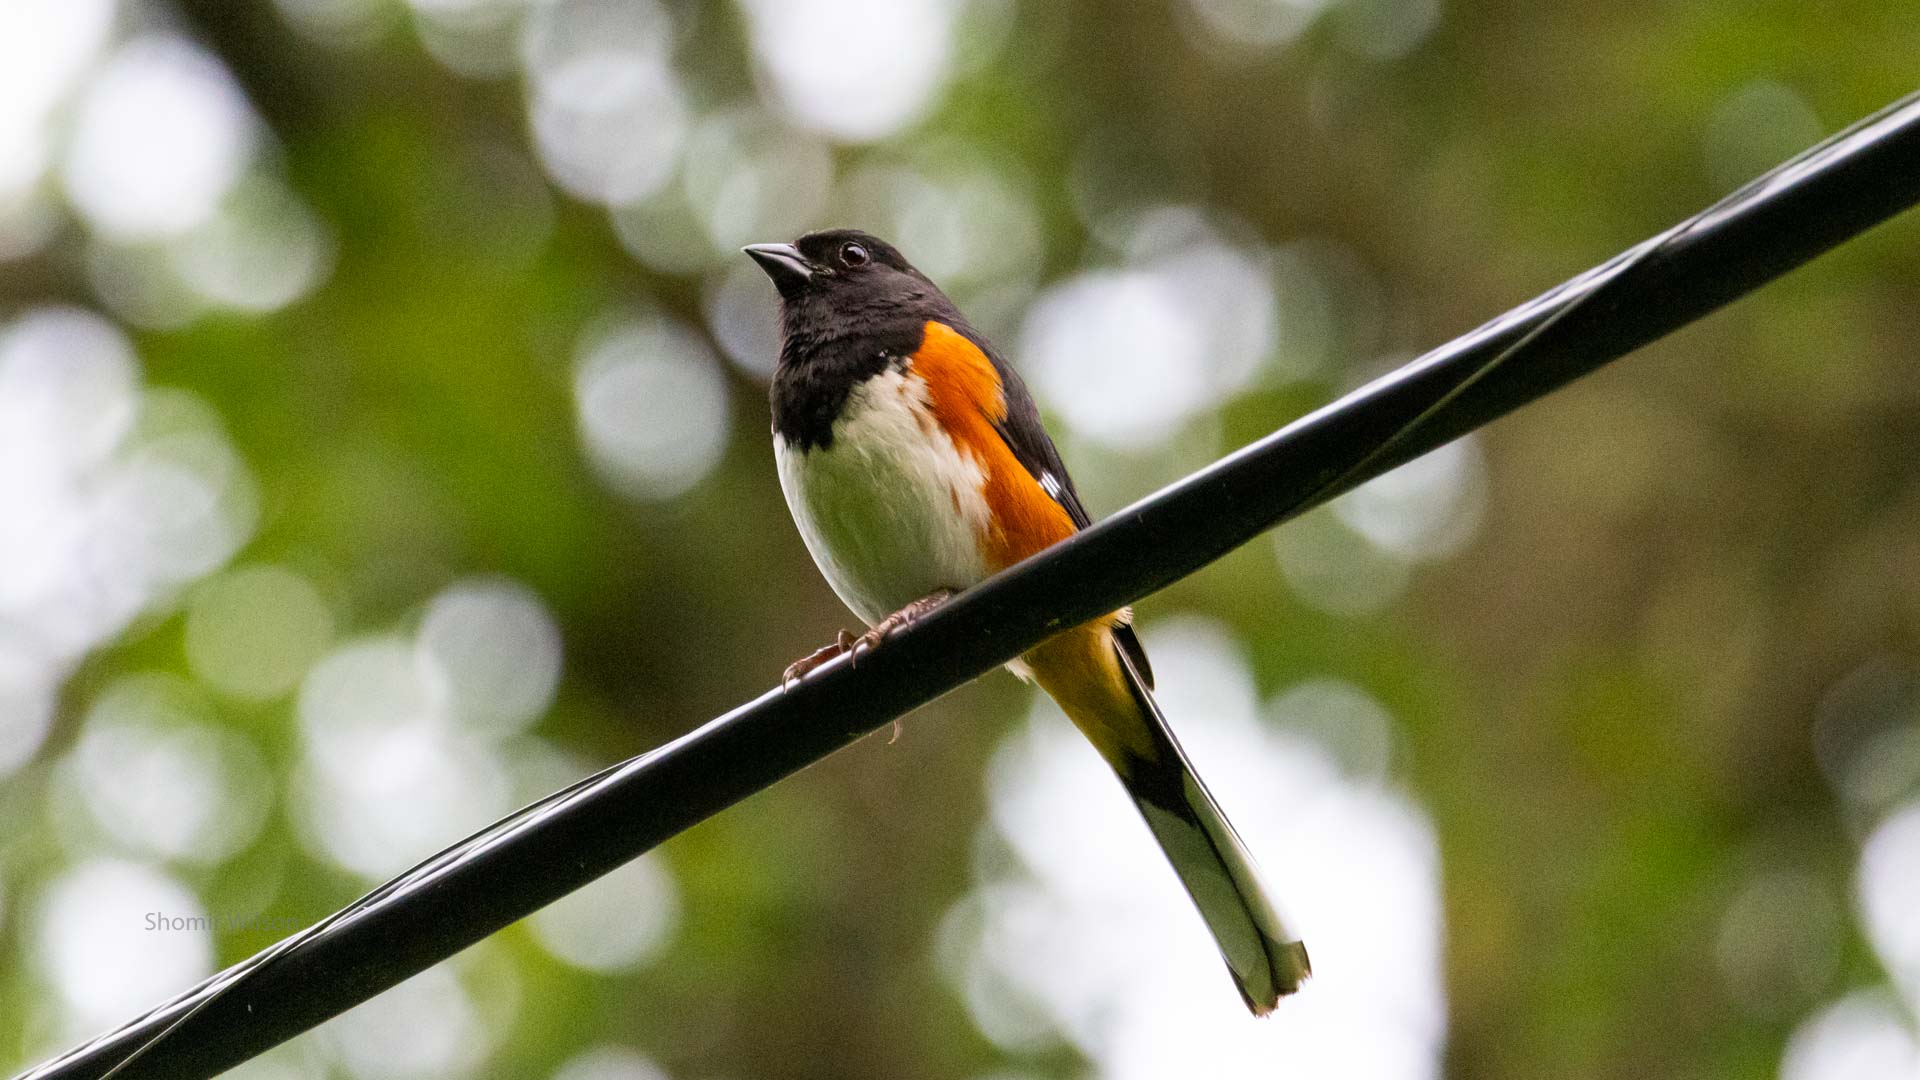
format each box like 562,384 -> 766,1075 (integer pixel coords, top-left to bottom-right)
1331,436 -> 1487,562
1022,210 -> 1280,449
679,108 -> 833,254
167,175 -> 335,313
552,1046 -> 671,1080
186,564 -> 335,702
739,0 -> 959,142
1781,991 -> 1920,1080
1022,269 -> 1210,447
295,637 -> 513,878
32,859 -> 215,1031
1857,799 -> 1920,1000
83,237 -> 207,329
1333,0 -> 1443,60
529,853 -> 681,973
62,36 -> 257,239
837,147 -> 1043,308
1273,508 -> 1412,616
1181,0 -> 1327,50
1266,677 -> 1396,782
0,642 -> 56,779
416,577 -> 562,736
524,0 -> 685,206
271,0 -> 397,49
1714,868 -> 1841,1017
0,306 -> 137,481
71,674 -> 274,864
521,0 -> 673,75
408,0 -> 527,79
574,312 -> 732,502
325,966 -> 493,1080
1704,80 -> 1823,193
610,184 -> 714,276
0,0 -> 115,231
0,308 -> 256,756
1812,658 -> 1920,816
704,260 -> 785,378
0,0 -> 116,122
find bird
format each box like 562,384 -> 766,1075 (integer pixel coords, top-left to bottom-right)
745,229 -> 1310,1015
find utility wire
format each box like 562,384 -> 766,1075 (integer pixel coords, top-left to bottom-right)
18,87 -> 1920,1080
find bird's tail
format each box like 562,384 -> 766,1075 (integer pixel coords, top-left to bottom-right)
1023,623 -> 1310,1015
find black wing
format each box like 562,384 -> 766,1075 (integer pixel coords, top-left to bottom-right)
953,323 -> 1156,689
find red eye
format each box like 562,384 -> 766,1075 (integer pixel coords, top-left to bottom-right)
840,242 -> 870,267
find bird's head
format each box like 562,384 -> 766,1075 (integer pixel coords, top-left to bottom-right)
744,229 -> 948,346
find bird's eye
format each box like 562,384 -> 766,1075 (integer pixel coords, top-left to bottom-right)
840,242 -> 870,267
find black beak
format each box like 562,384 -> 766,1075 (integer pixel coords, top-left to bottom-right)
743,242 -> 813,295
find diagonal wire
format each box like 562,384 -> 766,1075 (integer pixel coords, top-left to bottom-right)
18,87 -> 1920,1080
1297,85 -> 1920,519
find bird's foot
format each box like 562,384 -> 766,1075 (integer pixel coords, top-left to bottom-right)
849,589 -> 957,665
781,629 -> 857,691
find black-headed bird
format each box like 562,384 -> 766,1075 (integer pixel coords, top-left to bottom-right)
746,230 -> 1310,1014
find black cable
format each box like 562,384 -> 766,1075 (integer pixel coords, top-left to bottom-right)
18,88 -> 1920,1080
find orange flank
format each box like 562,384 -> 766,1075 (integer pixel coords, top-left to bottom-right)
908,321 -> 1154,763
910,321 -> 1077,571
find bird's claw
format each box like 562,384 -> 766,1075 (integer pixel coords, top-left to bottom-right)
846,588 -> 955,668
848,627 -> 884,666
780,629 -> 858,691
780,590 -> 956,690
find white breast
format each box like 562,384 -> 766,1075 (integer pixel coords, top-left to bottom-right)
774,368 -> 993,626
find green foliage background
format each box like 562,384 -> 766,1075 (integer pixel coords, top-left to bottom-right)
2,1 -> 1918,1078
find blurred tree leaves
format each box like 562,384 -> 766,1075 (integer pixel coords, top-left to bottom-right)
2,1 -> 1918,1079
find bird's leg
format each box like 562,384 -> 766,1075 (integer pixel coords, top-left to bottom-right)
779,589 -> 957,724
781,628 -> 858,691
850,588 -> 958,665
844,588 -> 958,744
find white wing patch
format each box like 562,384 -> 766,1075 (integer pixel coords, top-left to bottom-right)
1038,470 -> 1065,502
